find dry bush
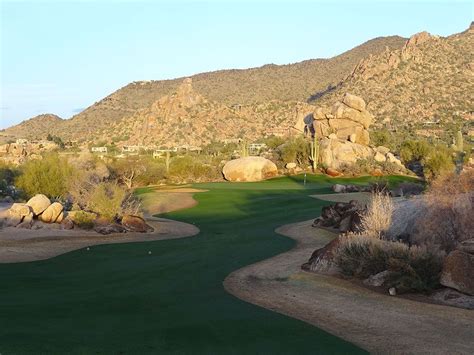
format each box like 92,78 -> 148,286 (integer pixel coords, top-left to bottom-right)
359,192 -> 394,239
413,170 -> 474,252
336,234 -> 443,292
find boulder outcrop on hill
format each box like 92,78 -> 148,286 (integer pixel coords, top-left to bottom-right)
222,157 -> 278,182
304,93 -> 404,170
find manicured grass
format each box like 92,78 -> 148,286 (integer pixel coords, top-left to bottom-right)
0,175 -> 412,353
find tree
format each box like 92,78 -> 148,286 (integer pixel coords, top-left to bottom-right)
110,157 -> 147,189
15,154 -> 75,198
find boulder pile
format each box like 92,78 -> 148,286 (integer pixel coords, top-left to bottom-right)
303,93 -> 405,171
2,194 -> 64,229
312,200 -> 365,234
0,194 -> 154,235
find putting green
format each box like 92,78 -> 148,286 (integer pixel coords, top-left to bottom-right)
0,175 -> 413,353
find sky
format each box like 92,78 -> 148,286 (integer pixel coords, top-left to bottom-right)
0,0 -> 472,129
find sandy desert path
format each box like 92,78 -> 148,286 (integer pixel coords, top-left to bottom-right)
224,192 -> 474,354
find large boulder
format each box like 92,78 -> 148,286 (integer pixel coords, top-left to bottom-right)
39,202 -> 64,223
26,194 -> 51,216
320,138 -> 373,169
222,157 -> 278,182
121,215 -> 154,233
440,250 -> 474,295
342,93 -> 367,112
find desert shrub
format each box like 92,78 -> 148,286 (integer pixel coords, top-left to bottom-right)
15,154 -> 75,198
336,235 -> 443,292
71,211 -> 95,230
0,162 -> 20,197
168,155 -> 221,182
399,139 -> 432,163
413,170 -> 474,252
278,136 -> 309,164
134,159 -> 166,186
89,182 -> 126,221
386,246 -> 444,293
422,148 -> 455,180
359,192 -> 394,238
371,130 -> 394,150
263,135 -> 286,150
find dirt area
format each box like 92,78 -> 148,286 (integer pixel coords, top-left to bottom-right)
139,188 -> 206,216
224,220 -> 474,354
0,190 -> 201,263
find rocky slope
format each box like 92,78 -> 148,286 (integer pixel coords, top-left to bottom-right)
316,24 -> 474,131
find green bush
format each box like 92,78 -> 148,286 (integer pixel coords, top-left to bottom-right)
70,210 -> 95,230
399,139 -> 433,163
336,235 -> 443,293
89,182 -> 126,221
422,148 -> 455,180
168,155 -> 221,182
278,136 -> 309,165
15,154 -> 75,198
0,162 -> 20,197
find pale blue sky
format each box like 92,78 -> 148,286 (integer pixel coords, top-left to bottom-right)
1,0 -> 472,129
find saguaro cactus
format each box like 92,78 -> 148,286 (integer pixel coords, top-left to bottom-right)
309,132 -> 319,172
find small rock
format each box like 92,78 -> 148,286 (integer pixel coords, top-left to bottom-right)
326,168 -> 343,177
94,223 -> 127,235
389,287 -> 397,296
121,215 -> 154,233
60,217 -> 74,230
364,270 -> 391,287
332,184 -> 346,193
374,151 -> 387,163
285,162 -> 297,169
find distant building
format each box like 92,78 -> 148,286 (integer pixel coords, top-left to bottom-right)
152,148 -> 177,158
122,145 -> 141,153
91,146 -> 107,153
249,143 -> 267,155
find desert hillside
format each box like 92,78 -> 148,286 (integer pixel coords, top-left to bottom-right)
316,24 -> 474,133
2,25 -> 473,147
0,35 -> 405,144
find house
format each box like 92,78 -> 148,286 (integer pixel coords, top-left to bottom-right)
91,146 -> 107,153
249,143 -> 267,155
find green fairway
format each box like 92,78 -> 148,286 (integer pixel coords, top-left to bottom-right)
0,175 -> 412,354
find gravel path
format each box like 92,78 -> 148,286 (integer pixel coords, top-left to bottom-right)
224,217 -> 474,354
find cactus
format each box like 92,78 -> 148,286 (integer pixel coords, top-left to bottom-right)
309,133 -> 319,172
454,130 -> 464,152
240,140 -> 249,157
165,151 -> 171,173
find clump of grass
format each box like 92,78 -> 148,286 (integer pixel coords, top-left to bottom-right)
359,192 -> 394,239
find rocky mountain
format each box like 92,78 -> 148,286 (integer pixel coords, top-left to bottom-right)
1,35 -> 406,145
316,24 -> 474,133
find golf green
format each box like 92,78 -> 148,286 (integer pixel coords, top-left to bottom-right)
1,175 -> 412,353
